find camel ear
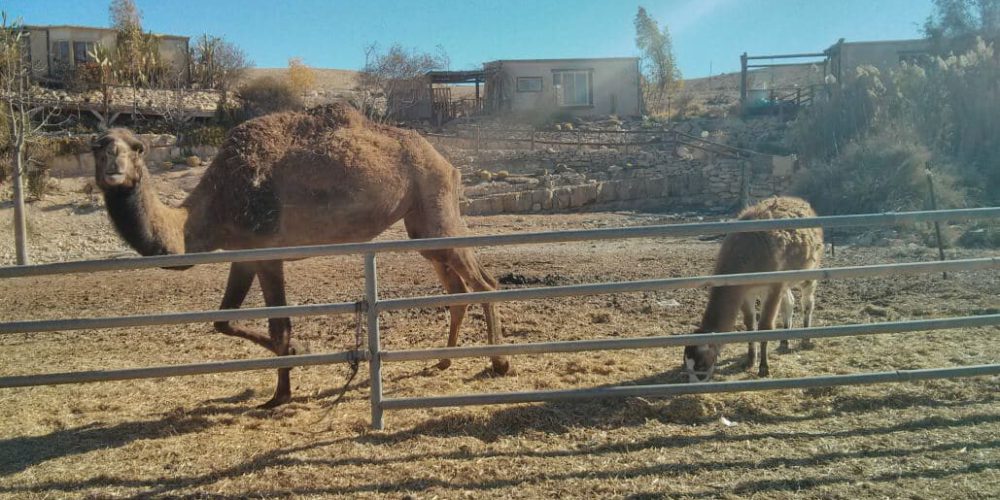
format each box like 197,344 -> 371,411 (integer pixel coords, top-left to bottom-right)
125,136 -> 145,155
91,134 -> 114,152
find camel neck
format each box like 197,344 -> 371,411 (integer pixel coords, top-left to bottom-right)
103,174 -> 188,256
700,286 -> 744,333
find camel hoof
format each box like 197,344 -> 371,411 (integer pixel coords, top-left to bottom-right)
491,357 -> 511,376
758,366 -> 770,377
288,340 -> 310,356
436,359 -> 452,370
801,339 -> 816,350
777,342 -> 791,354
257,393 -> 292,409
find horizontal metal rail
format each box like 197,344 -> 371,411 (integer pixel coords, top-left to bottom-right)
0,301 -> 358,335
746,52 -> 827,60
2,207 -> 997,279
376,257 -> 1000,312
380,364 -> 1000,410
0,350 -> 359,388
381,314 -> 1000,362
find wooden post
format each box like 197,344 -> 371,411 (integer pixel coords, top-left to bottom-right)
530,130 -> 535,151
927,172 -> 948,279
740,160 -> 751,209
740,52 -> 748,109
476,124 -> 482,157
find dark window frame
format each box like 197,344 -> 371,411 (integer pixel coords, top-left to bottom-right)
516,76 -> 543,93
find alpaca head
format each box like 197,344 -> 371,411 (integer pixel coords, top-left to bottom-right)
92,128 -> 147,190
682,336 -> 719,383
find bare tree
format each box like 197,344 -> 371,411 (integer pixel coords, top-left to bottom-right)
191,34 -> 251,97
152,70 -> 197,154
356,42 -> 447,122
1,13 -> 62,264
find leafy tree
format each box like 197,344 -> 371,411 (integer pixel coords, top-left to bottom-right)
634,6 -> 681,114
924,0 -> 1000,49
108,0 -> 141,30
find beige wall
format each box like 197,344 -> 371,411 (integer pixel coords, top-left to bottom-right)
25,26 -> 188,81
834,40 -> 931,83
497,58 -> 641,118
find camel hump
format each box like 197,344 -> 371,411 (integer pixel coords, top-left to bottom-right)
306,102 -> 366,128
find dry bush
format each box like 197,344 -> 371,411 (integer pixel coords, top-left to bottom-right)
237,76 -> 303,119
793,128 -> 964,216
287,57 -> 317,95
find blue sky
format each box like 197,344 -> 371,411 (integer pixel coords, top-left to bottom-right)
4,0 -> 934,77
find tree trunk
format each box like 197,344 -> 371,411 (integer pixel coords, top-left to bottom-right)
11,143 -> 29,265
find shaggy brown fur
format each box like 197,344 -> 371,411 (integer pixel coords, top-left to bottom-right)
683,196 -> 823,382
92,103 -> 508,408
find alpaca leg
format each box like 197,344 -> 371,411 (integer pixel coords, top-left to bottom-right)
801,280 -> 817,348
778,288 -> 796,353
214,262 -> 277,353
445,248 -> 509,375
741,297 -> 757,369
256,260 -> 293,409
430,261 -> 470,370
756,284 -> 785,377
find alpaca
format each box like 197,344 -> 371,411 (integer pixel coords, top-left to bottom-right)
91,104 -> 509,408
684,196 -> 823,382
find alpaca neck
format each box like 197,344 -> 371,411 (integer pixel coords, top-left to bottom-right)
700,286 -> 744,333
103,175 -> 188,256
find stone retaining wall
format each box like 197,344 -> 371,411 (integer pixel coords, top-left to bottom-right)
48,134 -> 219,177
455,148 -> 796,215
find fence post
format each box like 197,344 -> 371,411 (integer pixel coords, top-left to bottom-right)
475,124 -> 482,158
530,130 -> 535,151
365,252 -> 385,429
740,161 -> 751,209
926,172 -> 948,279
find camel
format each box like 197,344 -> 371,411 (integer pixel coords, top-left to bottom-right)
683,196 -> 823,382
91,104 -> 509,408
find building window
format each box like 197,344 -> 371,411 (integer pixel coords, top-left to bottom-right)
552,70 -> 592,107
51,40 -> 70,65
73,41 -> 96,65
516,76 -> 542,92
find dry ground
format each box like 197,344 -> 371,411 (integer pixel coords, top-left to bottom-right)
0,198 -> 998,498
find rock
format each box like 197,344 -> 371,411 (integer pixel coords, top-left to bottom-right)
185,156 -> 201,168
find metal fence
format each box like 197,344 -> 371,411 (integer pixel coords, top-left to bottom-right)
2,207 -> 999,430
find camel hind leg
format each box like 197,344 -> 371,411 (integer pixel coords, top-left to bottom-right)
741,296 -> 757,369
800,280 -> 818,348
255,260 -> 294,409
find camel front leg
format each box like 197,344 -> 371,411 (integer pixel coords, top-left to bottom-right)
214,262 -> 277,353
256,260 -> 293,409
430,261 -> 470,370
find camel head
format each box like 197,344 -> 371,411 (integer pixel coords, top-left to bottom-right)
682,336 -> 718,383
92,128 -> 147,190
